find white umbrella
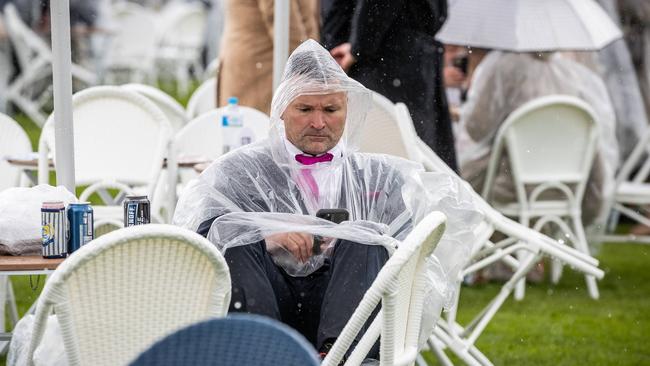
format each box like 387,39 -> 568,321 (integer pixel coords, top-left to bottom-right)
436,0 -> 622,52
50,0 -> 76,193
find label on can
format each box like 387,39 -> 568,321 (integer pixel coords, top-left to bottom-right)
124,196 -> 150,227
42,202 -> 67,258
68,203 -> 94,254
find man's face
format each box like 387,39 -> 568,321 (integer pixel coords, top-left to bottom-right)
282,92 -> 347,155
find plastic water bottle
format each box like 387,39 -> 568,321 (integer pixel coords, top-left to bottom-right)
222,97 -> 243,154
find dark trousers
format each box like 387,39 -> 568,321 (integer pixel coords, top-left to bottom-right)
224,240 -> 389,352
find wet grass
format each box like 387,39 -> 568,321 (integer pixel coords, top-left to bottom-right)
422,242 -> 650,365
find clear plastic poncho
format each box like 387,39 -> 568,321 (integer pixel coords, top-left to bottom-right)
595,0 -> 648,161
457,51 -> 619,225
173,40 -> 482,312
618,0 -> 650,118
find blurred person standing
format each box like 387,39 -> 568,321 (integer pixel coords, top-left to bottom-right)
321,0 -> 458,171
458,51 -> 619,225
442,44 -> 467,121
218,0 -> 318,114
589,0 -> 648,162
618,0 -> 650,116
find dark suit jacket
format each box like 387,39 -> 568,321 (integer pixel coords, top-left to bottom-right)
321,0 -> 457,172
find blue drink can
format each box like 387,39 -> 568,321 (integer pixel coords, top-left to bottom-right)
67,202 -> 94,253
41,201 -> 67,258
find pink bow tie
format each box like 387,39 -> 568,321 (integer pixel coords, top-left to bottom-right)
295,153 -> 334,165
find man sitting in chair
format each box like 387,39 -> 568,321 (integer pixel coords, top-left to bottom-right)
174,40 -> 479,359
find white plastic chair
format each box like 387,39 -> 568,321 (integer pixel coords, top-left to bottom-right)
155,1 -> 207,97
0,113 -> 32,191
37,86 -> 173,229
122,83 -> 188,132
0,113 -> 31,353
103,2 -> 158,84
186,77 -> 217,120
2,3 -> 97,126
203,58 -> 220,81
597,126 -> 650,243
322,211 -> 447,366
481,95 -> 600,300
166,107 -> 270,217
24,224 -> 231,366
360,92 -> 422,161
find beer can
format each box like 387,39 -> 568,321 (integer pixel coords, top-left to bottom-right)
67,202 -> 94,253
41,201 -> 67,258
123,195 -> 150,227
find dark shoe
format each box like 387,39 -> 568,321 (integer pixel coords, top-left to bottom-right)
318,338 -> 336,361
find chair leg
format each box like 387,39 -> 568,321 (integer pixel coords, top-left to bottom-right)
7,279 -> 18,327
426,338 -> 453,366
550,258 -> 563,284
514,216 -> 530,301
0,276 -> 9,355
571,214 -> 599,299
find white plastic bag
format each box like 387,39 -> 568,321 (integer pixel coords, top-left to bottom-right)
0,185 -> 77,255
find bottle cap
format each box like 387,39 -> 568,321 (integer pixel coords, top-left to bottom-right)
228,96 -> 239,105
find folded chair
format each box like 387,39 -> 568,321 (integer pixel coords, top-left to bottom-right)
2,4 -> 96,126
24,224 -> 231,366
598,125 -> 650,244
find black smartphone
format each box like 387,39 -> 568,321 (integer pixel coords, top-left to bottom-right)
316,208 -> 350,224
313,208 -> 350,255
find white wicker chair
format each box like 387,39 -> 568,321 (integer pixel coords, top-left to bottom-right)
0,113 -> 30,352
203,58 -> 220,81
37,86 -> 173,229
2,3 -> 96,126
25,224 -> 231,366
155,1 -> 207,97
322,211 -> 446,366
103,2 -> 158,85
0,112 -> 32,191
481,95 -> 600,300
415,139 -> 606,366
359,92 -> 421,161
122,83 -> 188,132
186,77 -> 217,120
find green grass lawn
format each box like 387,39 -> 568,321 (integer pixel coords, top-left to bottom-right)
423,243 -> 650,365
2,243 -> 648,365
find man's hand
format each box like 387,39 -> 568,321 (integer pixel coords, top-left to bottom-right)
264,232 -> 314,263
330,43 -> 356,72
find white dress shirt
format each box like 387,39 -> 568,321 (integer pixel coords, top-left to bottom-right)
284,138 -> 344,212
